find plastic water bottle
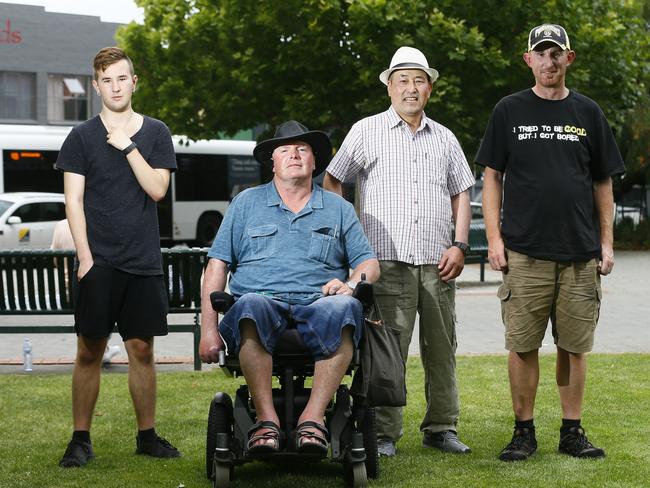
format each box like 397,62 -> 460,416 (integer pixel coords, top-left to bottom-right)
23,338 -> 33,372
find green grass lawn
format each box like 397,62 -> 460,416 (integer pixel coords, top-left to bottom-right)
1,354 -> 648,488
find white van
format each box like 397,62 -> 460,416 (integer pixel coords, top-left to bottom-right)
0,192 -> 66,249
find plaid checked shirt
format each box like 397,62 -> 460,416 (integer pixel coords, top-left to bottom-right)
327,106 -> 475,265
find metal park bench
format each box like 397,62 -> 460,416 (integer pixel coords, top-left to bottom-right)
0,248 -> 209,370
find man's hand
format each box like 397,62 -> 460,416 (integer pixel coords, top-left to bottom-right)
106,126 -> 132,152
77,257 -> 94,281
322,278 -> 354,296
199,332 -> 224,364
488,236 -> 508,272
598,244 -> 614,276
438,246 -> 465,282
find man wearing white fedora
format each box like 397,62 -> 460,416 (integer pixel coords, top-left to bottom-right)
324,47 -> 475,456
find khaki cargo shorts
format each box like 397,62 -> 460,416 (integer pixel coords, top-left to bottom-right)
497,249 -> 602,353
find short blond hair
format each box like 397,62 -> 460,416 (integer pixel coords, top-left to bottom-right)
93,47 -> 134,80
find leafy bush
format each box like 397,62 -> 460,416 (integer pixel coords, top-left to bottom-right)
615,218 -> 650,249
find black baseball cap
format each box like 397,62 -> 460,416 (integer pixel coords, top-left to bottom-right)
527,24 -> 571,51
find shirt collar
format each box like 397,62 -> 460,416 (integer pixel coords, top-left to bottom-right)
265,180 -> 324,209
386,105 -> 433,133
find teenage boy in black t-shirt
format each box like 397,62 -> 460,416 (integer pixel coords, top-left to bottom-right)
56,47 -> 180,467
475,25 -> 624,462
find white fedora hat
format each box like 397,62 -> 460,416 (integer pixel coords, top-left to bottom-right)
379,46 -> 439,85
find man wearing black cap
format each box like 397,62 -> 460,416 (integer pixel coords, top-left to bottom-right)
199,121 -> 379,454
475,24 -> 624,461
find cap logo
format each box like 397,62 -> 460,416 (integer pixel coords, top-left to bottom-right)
535,24 -> 561,38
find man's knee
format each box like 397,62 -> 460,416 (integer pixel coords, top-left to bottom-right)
236,293 -> 271,308
76,336 -> 107,365
126,337 -> 154,363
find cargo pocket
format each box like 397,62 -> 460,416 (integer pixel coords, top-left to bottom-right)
246,224 -> 278,259
593,285 -> 602,328
497,284 -> 511,325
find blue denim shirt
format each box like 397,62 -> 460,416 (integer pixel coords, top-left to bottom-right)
208,181 -> 375,305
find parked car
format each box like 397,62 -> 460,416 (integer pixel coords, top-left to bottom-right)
0,192 -> 66,249
615,205 -> 642,225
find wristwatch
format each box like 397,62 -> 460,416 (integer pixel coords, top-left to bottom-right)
452,241 -> 470,255
122,142 -> 138,155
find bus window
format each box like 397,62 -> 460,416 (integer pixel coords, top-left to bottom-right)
175,153 -> 230,201
3,149 -> 62,193
228,156 -> 260,198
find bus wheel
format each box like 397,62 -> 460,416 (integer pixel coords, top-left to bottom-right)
196,212 -> 223,247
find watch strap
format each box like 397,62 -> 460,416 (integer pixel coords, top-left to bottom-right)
452,241 -> 470,255
122,142 -> 138,155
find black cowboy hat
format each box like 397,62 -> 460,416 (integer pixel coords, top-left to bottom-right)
253,120 -> 332,176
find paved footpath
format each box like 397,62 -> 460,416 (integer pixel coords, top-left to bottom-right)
1,250 -> 648,373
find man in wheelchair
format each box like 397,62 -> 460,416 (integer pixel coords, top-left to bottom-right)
199,120 -> 380,457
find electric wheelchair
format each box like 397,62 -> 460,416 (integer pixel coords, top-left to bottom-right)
205,278 -> 379,487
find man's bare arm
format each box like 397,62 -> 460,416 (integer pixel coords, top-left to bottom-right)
323,172 -> 343,196
199,258 -> 229,363
593,177 -> 615,275
106,126 -> 171,201
483,167 -> 507,271
322,258 -> 380,296
64,172 -> 93,279
438,190 -> 471,282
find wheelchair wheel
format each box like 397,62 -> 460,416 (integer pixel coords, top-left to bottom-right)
344,460 -> 368,488
360,407 -> 379,479
206,394 -> 233,479
213,458 -> 233,488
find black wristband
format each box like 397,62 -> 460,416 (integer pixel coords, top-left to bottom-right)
122,142 -> 137,155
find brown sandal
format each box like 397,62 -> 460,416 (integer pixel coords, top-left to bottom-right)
247,420 -> 281,454
295,421 -> 329,455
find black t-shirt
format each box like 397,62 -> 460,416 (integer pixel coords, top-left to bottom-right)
55,115 -> 177,275
475,89 -> 625,261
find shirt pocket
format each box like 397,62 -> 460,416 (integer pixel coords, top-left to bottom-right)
308,227 -> 338,265
246,224 -> 278,260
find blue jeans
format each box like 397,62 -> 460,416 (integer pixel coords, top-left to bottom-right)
219,293 -> 363,360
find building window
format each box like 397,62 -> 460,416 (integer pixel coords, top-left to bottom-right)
0,71 -> 36,120
47,74 -> 90,122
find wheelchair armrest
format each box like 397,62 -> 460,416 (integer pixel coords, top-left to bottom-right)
210,291 -> 235,313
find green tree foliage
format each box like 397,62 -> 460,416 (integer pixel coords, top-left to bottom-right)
118,0 -> 649,170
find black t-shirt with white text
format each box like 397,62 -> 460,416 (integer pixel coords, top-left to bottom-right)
55,115 -> 177,275
475,89 -> 625,261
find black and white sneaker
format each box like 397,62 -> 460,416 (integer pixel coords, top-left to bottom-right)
558,426 -> 605,458
499,427 -> 537,462
136,434 -> 181,458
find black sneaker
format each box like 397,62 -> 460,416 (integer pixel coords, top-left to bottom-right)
59,439 -> 95,467
499,427 -> 537,461
136,434 -> 181,458
558,426 -> 605,458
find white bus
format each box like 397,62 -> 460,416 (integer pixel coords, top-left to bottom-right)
0,124 -> 260,246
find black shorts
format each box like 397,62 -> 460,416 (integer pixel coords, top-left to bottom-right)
74,264 -> 168,340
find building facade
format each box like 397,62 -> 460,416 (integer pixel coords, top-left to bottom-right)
0,3 -> 121,126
